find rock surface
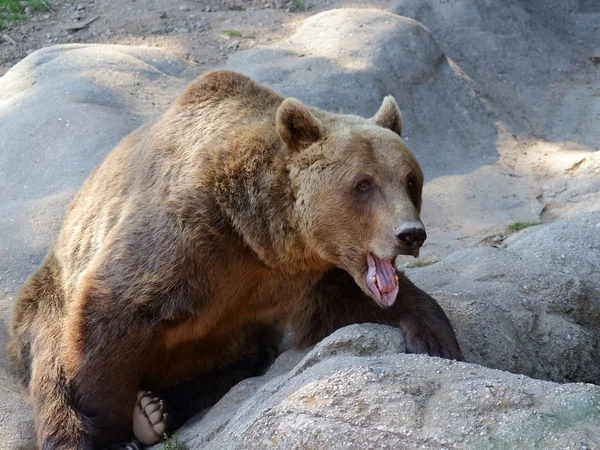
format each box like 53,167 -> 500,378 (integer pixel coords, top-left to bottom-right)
155,324 -> 600,450
388,0 -> 600,254
408,210 -> 600,385
389,0 -> 600,148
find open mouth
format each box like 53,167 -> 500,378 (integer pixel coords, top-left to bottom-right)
366,253 -> 399,307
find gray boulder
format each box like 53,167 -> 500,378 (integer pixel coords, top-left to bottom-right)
159,324 -> 600,450
386,0 -> 600,255
389,0 -> 600,149
408,210 -> 600,384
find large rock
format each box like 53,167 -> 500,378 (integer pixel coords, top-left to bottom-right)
158,324 -> 600,450
388,0 -> 600,240
408,210 -> 600,384
389,0 -> 600,149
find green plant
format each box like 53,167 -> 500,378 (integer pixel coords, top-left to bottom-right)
570,157 -> 586,170
0,0 -> 51,29
505,221 -> 537,234
291,0 -> 312,11
163,433 -> 187,450
30,0 -> 49,10
406,260 -> 439,269
225,29 -> 241,37
353,344 -> 366,354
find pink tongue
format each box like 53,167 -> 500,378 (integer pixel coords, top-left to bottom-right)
372,257 -> 396,293
366,254 -> 399,307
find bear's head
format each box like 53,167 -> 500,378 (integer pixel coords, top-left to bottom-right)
278,96 -> 425,308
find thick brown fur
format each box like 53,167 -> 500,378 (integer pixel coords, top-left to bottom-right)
8,70 -> 463,449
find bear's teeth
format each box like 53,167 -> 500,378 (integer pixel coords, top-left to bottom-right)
372,277 -> 377,286
395,275 -> 399,282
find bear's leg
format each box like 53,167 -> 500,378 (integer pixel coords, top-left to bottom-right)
8,254 -> 62,387
8,258 -> 96,449
292,269 -> 464,361
33,333 -> 149,450
57,324 -> 156,449
29,332 -> 96,450
131,322 -> 281,444
35,283 -> 164,448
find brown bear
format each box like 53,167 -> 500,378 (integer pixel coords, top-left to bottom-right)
8,70 -> 463,449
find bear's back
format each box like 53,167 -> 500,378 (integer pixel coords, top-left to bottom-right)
54,71 -> 286,293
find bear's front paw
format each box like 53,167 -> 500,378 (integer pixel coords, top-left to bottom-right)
399,315 -> 464,361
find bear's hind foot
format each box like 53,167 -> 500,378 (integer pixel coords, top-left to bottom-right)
133,391 -> 178,445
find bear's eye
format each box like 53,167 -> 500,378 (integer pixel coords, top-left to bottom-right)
356,179 -> 372,191
406,173 -> 421,209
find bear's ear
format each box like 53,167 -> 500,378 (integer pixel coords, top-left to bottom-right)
372,95 -> 402,136
276,98 -> 323,151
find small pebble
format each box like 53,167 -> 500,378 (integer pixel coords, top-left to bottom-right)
227,40 -> 240,50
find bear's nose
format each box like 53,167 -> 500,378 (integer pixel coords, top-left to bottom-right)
395,222 -> 427,249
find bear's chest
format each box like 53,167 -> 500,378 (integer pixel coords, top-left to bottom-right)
147,271 -> 314,386
161,269 -> 312,352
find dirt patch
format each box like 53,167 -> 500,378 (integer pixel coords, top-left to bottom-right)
0,0 -> 390,77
